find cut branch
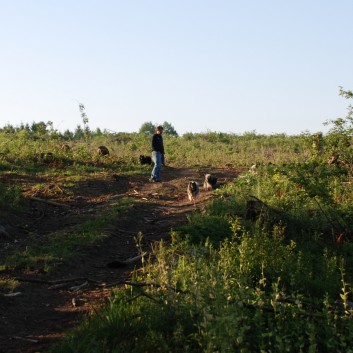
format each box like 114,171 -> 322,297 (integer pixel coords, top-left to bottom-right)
29,196 -> 71,208
107,252 -> 147,268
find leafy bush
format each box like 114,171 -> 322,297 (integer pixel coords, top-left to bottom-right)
54,234 -> 353,353
0,182 -> 21,211
174,213 -> 232,247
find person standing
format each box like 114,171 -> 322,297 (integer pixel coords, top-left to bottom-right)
150,125 -> 165,182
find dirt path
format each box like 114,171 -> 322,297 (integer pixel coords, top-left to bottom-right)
0,165 -> 239,353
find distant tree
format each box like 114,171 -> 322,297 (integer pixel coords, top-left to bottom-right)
139,121 -> 178,136
84,125 -> 91,141
139,121 -> 155,135
162,121 -> 178,136
182,132 -> 194,140
1,124 -> 15,134
74,125 -> 84,140
94,127 -> 103,136
62,129 -> 74,140
31,121 -> 48,135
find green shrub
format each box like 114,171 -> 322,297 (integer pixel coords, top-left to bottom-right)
0,182 -> 21,211
54,235 -> 353,353
175,213 -> 232,247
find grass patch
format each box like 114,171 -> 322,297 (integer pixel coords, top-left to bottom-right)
1,198 -> 134,274
0,182 -> 22,211
0,278 -> 20,293
173,213 -> 232,247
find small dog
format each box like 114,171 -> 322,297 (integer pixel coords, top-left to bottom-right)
245,200 -> 263,220
249,164 -> 257,173
203,174 -> 218,191
139,155 -> 152,165
187,181 -> 200,202
61,143 -> 71,151
97,146 -> 109,156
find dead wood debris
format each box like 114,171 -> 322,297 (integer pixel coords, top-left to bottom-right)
13,336 -> 39,343
2,292 -> 22,297
0,224 -> 10,238
106,252 -> 147,268
69,281 -> 88,291
15,276 -> 102,288
29,196 -> 71,208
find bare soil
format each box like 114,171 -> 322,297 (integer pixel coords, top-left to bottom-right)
0,165 -> 240,353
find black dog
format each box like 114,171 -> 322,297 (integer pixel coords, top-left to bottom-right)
139,155 -> 152,165
97,146 -> 109,156
203,174 -> 218,190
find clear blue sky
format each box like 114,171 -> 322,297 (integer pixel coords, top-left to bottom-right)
1,0 -> 352,135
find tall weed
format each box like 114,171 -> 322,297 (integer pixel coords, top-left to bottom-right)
54,232 -> 353,353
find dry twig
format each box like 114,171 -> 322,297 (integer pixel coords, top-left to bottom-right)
29,196 -> 71,208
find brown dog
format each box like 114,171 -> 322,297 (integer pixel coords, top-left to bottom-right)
187,181 -> 199,202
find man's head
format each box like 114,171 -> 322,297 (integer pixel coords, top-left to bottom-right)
156,126 -> 164,134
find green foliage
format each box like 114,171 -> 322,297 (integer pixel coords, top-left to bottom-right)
139,121 -> 155,135
0,278 -> 20,293
162,121 -> 178,136
139,121 -> 179,136
54,232 -> 353,353
322,87 -> 353,167
0,123 -> 314,170
175,214 -> 232,246
0,182 -> 21,211
77,101 -> 91,142
339,86 -> 353,100
1,200 -> 133,273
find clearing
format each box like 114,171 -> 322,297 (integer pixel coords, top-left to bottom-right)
0,165 -> 239,353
